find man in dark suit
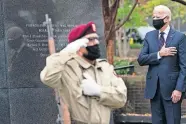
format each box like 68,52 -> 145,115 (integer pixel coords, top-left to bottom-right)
6,26 -> 41,87
137,5 -> 186,124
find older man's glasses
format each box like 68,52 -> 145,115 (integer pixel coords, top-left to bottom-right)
87,37 -> 98,41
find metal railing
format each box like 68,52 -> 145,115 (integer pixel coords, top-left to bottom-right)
114,65 -> 134,71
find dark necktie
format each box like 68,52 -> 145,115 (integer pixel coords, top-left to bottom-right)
8,51 -> 18,71
159,32 -> 165,49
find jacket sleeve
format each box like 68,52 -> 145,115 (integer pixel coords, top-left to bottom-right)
176,34 -> 186,92
137,34 -> 160,66
99,65 -> 127,109
40,51 -> 74,88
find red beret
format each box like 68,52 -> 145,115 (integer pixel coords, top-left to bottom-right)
68,21 -> 98,43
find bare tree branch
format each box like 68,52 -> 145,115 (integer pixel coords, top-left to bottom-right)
102,0 -> 111,45
105,0 -> 120,42
172,0 -> 186,5
114,0 -> 138,31
102,0 -> 110,16
111,0 -> 119,9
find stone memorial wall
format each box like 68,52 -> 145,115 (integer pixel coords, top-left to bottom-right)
0,0 -> 105,124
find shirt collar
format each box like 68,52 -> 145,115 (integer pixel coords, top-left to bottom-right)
159,25 -> 170,35
74,56 -> 103,70
74,56 -> 92,69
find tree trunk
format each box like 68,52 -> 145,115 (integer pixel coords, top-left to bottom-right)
102,0 -> 120,64
116,27 -> 124,57
107,39 -> 114,64
106,26 -> 115,64
102,0 -> 137,63
122,28 -> 130,57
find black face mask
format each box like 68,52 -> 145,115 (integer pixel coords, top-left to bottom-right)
153,17 -> 167,30
83,44 -> 101,61
8,37 -> 23,50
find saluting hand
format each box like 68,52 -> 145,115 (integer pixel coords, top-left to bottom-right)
63,38 -> 89,53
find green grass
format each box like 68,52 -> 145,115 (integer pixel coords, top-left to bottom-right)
130,43 -> 143,49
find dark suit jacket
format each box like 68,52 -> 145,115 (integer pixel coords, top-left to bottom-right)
137,28 -> 186,100
8,45 -> 42,88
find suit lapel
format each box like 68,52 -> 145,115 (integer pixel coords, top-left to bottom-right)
154,30 -> 159,51
166,28 -> 176,47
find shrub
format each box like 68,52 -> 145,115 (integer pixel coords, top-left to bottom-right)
114,57 -> 130,75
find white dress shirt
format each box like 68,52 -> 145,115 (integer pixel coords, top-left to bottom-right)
157,25 -> 170,59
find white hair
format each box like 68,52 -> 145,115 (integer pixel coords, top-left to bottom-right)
154,5 -> 171,21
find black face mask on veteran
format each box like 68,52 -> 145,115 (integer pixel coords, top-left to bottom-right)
83,44 -> 100,61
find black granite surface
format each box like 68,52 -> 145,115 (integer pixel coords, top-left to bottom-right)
0,0 -> 105,123
0,89 -> 10,124
9,88 -> 57,124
